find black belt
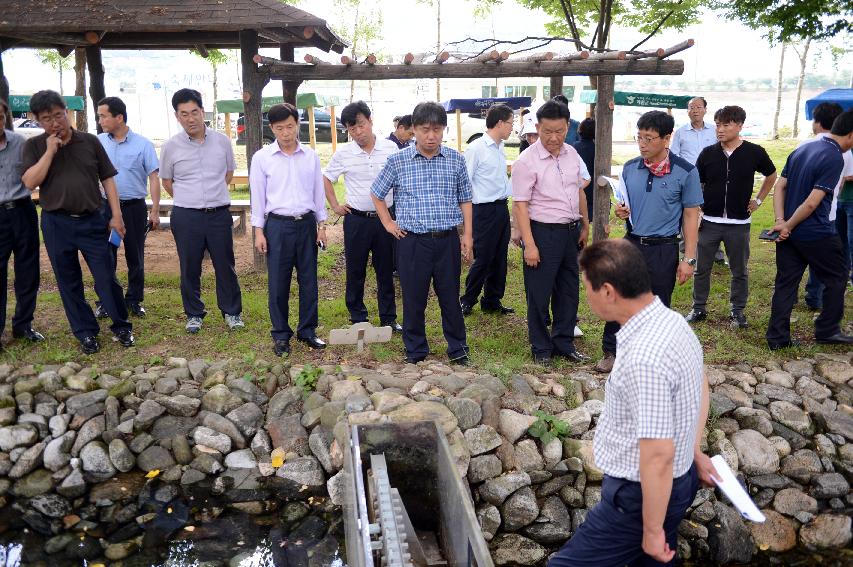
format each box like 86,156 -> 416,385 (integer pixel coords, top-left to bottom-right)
348,208 -> 380,218
475,198 -> 509,205
0,196 -> 32,210
189,204 -> 230,213
268,211 -> 315,222
628,233 -> 679,246
49,209 -> 95,218
530,219 -> 581,230
120,198 -> 146,206
411,229 -> 454,238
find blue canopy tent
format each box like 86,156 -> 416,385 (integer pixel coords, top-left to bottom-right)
441,97 -> 532,150
805,88 -> 853,120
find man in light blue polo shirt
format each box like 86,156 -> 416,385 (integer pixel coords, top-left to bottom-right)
670,97 -> 716,164
97,96 -> 161,317
595,110 -> 703,373
460,103 -> 514,316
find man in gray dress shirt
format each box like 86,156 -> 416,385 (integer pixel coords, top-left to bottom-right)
0,99 -> 43,349
159,88 -> 242,334
548,239 -> 716,566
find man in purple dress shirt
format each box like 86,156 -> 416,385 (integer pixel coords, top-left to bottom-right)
250,103 -> 328,356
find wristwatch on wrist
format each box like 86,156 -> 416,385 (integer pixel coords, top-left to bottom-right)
684,257 -> 697,267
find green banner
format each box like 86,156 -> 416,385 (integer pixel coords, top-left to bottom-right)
9,95 -> 86,113
215,93 -> 340,114
579,90 -> 692,109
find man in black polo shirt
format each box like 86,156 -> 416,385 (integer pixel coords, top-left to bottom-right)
766,109 -> 853,349
685,106 -> 776,328
21,90 -> 134,354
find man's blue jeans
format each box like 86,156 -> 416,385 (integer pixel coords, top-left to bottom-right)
804,204 -> 853,308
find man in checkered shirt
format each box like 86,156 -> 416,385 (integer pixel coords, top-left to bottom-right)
371,102 -> 474,365
548,239 -> 716,567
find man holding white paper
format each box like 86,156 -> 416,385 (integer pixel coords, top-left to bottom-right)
547,239 -> 716,567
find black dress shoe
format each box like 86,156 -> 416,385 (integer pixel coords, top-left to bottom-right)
768,340 -> 801,351
684,309 -> 707,323
815,333 -> 853,345
534,354 -> 552,365
483,304 -> 515,315
114,330 -> 135,347
80,336 -> 100,354
450,355 -> 472,367
13,328 -> 45,342
554,349 -> 590,363
273,339 -> 291,356
298,336 -> 326,350
460,301 -> 473,316
383,322 -> 403,334
94,305 -> 108,319
730,311 -> 748,329
127,303 -> 146,317
405,355 -> 426,364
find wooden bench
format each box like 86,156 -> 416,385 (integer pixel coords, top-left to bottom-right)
146,199 -> 251,236
228,170 -> 249,191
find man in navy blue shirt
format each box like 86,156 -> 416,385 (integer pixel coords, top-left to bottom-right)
372,102 -> 473,365
766,109 -> 853,349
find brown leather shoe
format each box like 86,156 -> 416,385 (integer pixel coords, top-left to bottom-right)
594,353 -> 615,374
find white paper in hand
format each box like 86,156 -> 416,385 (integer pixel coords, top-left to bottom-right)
710,455 -> 766,523
604,175 -> 633,226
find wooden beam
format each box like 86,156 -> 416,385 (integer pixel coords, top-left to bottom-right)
308,104 -> 316,149
433,51 -> 449,64
0,51 -> 10,130
549,76 -> 563,100
587,51 -> 626,61
2,31 -> 85,46
515,52 -> 553,63
592,75 -> 615,242
262,59 -> 685,81
403,53 -> 415,65
303,54 -> 329,65
469,50 -> 500,64
280,45 -> 299,107
253,54 -> 281,66
365,54 -> 377,65
85,31 -> 105,45
195,44 -> 210,58
341,55 -> 354,65
57,46 -> 74,58
660,39 -> 694,58
85,44 -> 105,134
625,48 -> 664,61
553,51 -> 590,62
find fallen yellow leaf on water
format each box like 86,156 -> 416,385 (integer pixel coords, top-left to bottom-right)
271,448 -> 286,468
145,469 -> 160,479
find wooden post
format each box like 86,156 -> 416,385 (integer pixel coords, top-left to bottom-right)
330,105 -> 337,152
66,109 -> 75,125
455,108 -> 462,151
519,107 -> 525,133
280,45 -> 300,106
549,75 -> 563,100
240,29 -> 269,271
0,51 -> 9,130
592,75 -> 615,242
224,112 -> 232,139
308,104 -> 316,149
85,45 -> 106,134
74,48 -> 88,132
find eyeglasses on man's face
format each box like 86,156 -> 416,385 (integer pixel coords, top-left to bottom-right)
38,111 -> 68,126
634,133 -> 662,145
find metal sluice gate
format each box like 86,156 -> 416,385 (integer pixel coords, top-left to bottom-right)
342,421 -> 494,567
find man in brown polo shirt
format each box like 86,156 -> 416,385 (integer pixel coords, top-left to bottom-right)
21,90 -> 134,354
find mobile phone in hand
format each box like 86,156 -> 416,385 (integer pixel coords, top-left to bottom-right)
144,221 -> 154,235
108,228 -> 122,247
759,229 -> 780,241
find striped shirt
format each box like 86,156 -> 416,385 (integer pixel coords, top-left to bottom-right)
371,144 -> 473,232
593,297 -> 703,481
324,137 -> 398,210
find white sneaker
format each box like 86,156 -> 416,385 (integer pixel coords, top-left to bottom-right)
574,325 -> 584,338
186,316 -> 203,334
224,313 -> 245,330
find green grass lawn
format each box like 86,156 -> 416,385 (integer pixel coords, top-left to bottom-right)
4,137 -> 849,374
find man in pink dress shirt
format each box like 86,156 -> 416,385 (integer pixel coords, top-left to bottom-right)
250,103 -> 328,356
512,100 -> 591,365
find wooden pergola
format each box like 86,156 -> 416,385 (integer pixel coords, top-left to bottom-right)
250,40 -> 694,241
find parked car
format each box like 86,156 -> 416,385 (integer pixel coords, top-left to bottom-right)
236,108 -> 347,145
12,118 -> 44,139
444,110 -> 522,148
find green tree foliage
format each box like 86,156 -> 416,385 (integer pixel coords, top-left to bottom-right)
716,0 -> 852,44
35,49 -> 72,94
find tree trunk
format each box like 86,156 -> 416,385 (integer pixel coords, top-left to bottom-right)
74,48 -> 87,132
592,75 -> 615,242
85,45 -> 106,134
792,38 -> 811,138
435,0 -> 441,101
58,64 -> 64,96
772,43 -> 786,140
212,63 -> 219,131
0,51 -> 11,130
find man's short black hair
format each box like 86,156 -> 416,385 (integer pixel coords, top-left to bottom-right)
552,94 -> 570,105
268,103 -> 299,125
98,96 -> 128,123
578,117 -> 595,140
486,103 -> 514,129
690,97 -> 707,108
30,90 -> 66,116
412,102 -> 447,127
813,102 -> 844,131
171,88 -> 203,111
580,239 -> 651,299
714,105 -> 746,125
637,110 -> 674,137
396,114 -> 412,129
830,109 -> 853,137
341,101 -> 371,127
536,100 -> 570,123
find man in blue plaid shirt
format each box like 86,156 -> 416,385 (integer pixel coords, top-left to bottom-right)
372,102 -> 474,365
